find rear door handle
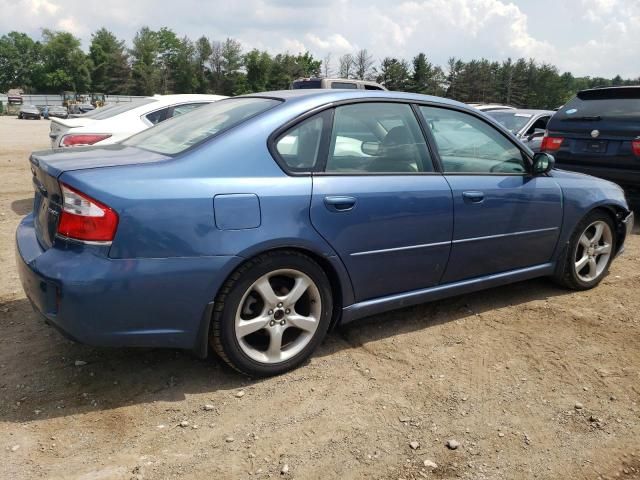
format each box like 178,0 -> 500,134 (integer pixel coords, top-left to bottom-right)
324,196 -> 356,212
462,191 -> 484,203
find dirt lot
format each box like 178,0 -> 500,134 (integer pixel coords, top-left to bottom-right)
0,115 -> 639,480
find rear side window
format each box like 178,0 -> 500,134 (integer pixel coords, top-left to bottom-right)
556,88 -> 640,121
292,80 -> 322,89
145,107 -> 170,125
331,82 -> 358,89
275,111 -> 331,171
124,98 -> 281,155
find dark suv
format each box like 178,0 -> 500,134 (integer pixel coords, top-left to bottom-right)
542,86 -> 640,202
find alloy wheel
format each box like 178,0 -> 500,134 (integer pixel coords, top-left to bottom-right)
234,269 -> 322,364
574,220 -> 613,282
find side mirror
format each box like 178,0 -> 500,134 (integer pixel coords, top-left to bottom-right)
361,141 -> 382,156
527,128 -> 546,141
532,152 -> 555,175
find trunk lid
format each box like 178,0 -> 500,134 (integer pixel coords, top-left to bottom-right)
29,145 -> 171,249
49,117 -> 97,147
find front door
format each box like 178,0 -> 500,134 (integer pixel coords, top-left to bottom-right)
308,102 -> 453,302
418,105 -> 563,283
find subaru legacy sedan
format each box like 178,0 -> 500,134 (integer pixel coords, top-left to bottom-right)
17,90 -> 634,376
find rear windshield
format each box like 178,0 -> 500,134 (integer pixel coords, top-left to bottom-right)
123,97 -> 281,155
88,98 -> 157,120
292,80 -> 322,89
556,88 -> 640,121
486,111 -> 532,133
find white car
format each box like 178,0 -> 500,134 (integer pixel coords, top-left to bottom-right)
49,94 -> 227,148
468,103 -> 516,112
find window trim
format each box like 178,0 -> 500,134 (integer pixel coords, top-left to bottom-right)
268,97 -> 536,177
268,99 -> 445,176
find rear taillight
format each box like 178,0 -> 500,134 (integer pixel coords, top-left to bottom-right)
541,134 -> 564,152
632,139 -> 640,157
57,183 -> 118,243
59,133 -> 111,147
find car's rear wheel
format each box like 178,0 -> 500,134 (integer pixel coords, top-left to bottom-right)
210,250 -> 332,376
555,211 -> 616,290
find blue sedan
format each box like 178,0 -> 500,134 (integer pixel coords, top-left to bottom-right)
16,90 -> 634,376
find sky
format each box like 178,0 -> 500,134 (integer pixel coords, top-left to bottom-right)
2,0 -> 639,78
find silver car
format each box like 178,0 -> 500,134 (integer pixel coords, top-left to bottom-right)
486,109 -> 555,152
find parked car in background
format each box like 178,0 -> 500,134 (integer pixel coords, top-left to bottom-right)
7,88 -> 24,104
292,77 -> 386,90
49,94 -> 227,148
46,105 -> 69,119
18,105 -> 41,120
469,103 -> 516,112
542,86 -> 640,202
486,109 -> 555,152
17,90 -> 633,377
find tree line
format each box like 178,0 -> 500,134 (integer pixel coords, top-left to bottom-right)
1,27 -> 638,109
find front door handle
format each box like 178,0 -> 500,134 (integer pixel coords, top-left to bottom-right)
462,191 -> 484,204
324,196 -> 356,212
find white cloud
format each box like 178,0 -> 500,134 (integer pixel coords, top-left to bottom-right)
0,0 -> 638,78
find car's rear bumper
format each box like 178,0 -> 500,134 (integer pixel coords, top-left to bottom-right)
16,214 -> 243,353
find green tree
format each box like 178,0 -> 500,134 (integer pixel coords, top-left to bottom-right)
377,57 -> 410,91
130,27 -> 160,95
0,32 -> 42,92
39,29 -> 90,92
194,36 -> 212,93
245,49 -> 272,93
89,28 -> 130,94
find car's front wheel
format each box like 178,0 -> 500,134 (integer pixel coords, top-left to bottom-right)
210,250 -> 333,376
555,210 -> 616,290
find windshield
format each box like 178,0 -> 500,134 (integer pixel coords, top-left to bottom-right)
556,89 -> 640,121
486,111 -> 532,133
124,97 -> 281,155
88,98 -> 157,120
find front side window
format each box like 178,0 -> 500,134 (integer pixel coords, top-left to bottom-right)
326,103 -> 432,173
275,111 -> 329,171
420,106 -> 526,174
125,98 -> 281,155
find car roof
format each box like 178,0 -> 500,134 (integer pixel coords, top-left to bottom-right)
242,89 -> 471,110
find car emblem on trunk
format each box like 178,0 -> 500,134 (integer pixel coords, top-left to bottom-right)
591,129 -> 600,138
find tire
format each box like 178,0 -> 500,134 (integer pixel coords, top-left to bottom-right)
210,250 -> 333,376
554,210 -> 616,290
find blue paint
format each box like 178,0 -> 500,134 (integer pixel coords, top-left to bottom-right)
16,89 -> 633,358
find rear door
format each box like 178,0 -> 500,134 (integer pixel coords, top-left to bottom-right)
545,89 -> 640,181
419,105 -> 563,283
303,102 -> 453,302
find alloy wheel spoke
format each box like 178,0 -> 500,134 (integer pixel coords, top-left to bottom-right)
286,313 -> 317,332
254,277 -> 280,306
575,255 -> 589,272
266,327 -> 283,361
592,222 -> 604,243
595,243 -> 611,255
579,234 -> 590,249
236,316 -> 271,338
284,276 -> 311,306
588,258 -> 598,278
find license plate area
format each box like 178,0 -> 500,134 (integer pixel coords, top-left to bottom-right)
585,140 -> 607,153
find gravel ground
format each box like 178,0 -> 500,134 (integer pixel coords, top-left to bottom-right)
1,116 -> 639,480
